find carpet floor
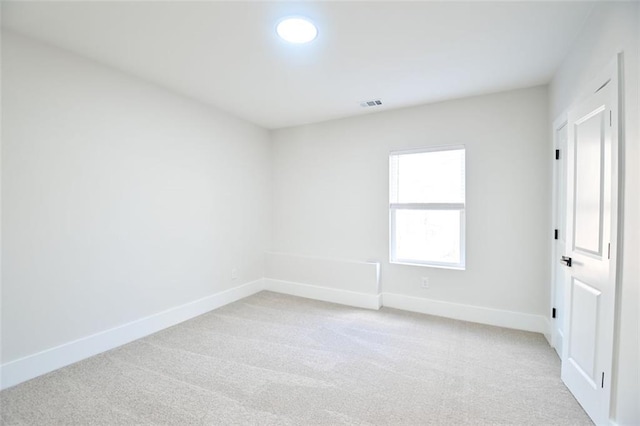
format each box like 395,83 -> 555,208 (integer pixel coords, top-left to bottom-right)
1,291 -> 592,425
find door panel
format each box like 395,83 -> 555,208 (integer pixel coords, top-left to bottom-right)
568,278 -> 600,385
573,108 -> 605,256
561,61 -> 618,425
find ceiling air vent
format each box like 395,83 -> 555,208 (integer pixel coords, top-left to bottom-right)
360,99 -> 382,108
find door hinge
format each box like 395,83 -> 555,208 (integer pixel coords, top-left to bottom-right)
552,308 -> 557,319
601,372 -> 605,388
608,243 -> 611,259
555,149 -> 560,160
610,110 -> 612,127
554,229 -> 559,240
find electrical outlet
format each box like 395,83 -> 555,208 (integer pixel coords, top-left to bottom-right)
231,268 -> 238,280
421,277 -> 429,289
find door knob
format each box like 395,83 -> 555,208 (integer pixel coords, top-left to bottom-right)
561,256 -> 572,267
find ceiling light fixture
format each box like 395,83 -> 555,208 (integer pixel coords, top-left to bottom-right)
276,17 -> 318,44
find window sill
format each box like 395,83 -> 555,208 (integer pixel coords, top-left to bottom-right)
390,260 -> 466,271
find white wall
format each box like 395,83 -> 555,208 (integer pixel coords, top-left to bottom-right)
1,32 -> 271,364
549,3 -> 639,425
272,86 -> 550,318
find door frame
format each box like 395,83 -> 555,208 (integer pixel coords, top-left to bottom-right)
608,51 -> 626,426
550,113 -> 568,357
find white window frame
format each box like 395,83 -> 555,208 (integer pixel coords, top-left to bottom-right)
389,145 -> 466,270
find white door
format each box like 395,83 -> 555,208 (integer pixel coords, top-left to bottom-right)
561,64 -> 618,425
552,122 -> 567,358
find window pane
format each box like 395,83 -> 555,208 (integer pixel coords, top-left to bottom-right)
390,149 -> 465,204
394,209 -> 462,265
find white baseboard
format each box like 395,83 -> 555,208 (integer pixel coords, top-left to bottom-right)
264,278 -> 382,310
0,279 -> 265,391
381,292 -> 549,334
1,279 -> 551,391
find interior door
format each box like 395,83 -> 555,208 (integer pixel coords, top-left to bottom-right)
561,66 -> 618,425
552,122 -> 567,358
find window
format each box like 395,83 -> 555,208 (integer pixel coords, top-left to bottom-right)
389,146 -> 466,269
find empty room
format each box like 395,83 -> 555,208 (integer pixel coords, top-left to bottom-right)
1,1 -> 638,425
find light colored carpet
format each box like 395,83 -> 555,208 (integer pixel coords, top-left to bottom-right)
1,291 -> 592,425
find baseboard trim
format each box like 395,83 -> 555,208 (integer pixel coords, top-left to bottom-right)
0,279 -> 265,391
1,279 -> 551,390
381,292 -> 548,334
264,278 -> 382,310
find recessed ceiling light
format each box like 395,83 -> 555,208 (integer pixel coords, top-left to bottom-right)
276,17 -> 318,44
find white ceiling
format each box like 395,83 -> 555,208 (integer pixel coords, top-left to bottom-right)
1,1 -> 594,129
